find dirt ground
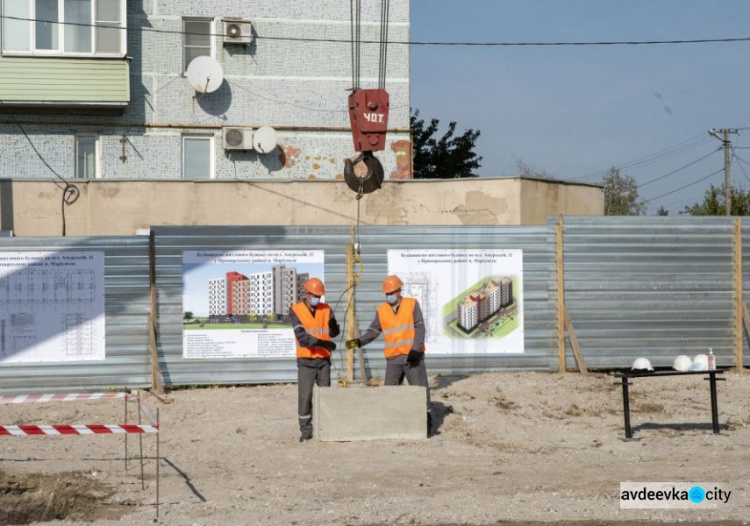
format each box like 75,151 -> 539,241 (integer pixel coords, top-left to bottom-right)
0,371 -> 749,525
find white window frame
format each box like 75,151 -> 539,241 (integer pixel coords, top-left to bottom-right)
0,0 -> 127,57
74,134 -> 100,179
182,17 -> 214,74
182,135 -> 215,180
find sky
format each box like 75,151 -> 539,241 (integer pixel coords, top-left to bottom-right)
409,0 -> 750,214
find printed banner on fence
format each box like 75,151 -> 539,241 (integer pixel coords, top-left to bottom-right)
0,251 -> 105,363
387,249 -> 524,354
182,250 -> 325,359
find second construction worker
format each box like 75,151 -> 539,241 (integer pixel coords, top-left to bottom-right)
289,277 -> 339,442
347,275 -> 432,432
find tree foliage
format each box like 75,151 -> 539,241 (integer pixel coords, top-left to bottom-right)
515,159 -> 556,179
681,184 -> 750,215
411,109 -> 482,179
602,167 -> 647,216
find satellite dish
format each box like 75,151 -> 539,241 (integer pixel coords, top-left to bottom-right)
186,56 -> 224,94
253,126 -> 278,154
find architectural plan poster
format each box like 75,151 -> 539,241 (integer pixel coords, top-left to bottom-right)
388,249 -> 524,354
0,251 -> 105,363
182,250 -> 325,359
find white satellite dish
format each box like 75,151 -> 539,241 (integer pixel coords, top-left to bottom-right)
186,56 -> 224,94
253,126 -> 278,154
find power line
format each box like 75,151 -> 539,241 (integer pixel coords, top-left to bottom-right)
574,134 -> 713,181
2,14 -> 750,47
645,168 -> 723,203
731,154 -> 750,184
637,147 -> 721,188
0,99 -> 79,236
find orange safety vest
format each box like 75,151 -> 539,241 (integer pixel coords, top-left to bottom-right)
291,302 -> 332,359
377,297 -> 426,358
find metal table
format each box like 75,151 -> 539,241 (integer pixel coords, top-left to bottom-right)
613,369 -> 725,439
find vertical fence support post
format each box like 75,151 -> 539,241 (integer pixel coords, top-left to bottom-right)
734,218 -> 744,371
149,230 -> 165,395
556,215 -> 566,373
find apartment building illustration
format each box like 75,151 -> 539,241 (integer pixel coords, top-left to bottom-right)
457,277 -> 513,332
208,265 -> 309,319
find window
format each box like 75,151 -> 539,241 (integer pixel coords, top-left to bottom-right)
182,136 -> 213,179
0,0 -> 125,55
75,135 -> 98,179
183,18 -> 212,72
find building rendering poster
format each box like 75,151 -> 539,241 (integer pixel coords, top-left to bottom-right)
387,249 -> 524,354
182,250 -> 325,359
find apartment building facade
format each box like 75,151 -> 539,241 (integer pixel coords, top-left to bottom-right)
208,265 -> 308,320
0,0 -> 411,181
457,277 -> 514,332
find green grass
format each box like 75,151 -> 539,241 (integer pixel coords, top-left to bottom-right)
184,323 -> 291,330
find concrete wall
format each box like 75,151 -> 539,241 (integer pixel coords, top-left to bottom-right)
0,0 -> 411,181
0,178 -> 603,236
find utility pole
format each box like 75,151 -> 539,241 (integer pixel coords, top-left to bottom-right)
708,128 -> 740,216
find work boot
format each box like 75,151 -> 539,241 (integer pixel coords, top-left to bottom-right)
299,432 -> 313,443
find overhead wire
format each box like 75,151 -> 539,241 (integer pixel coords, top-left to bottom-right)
3,14 -> 750,47
0,99 -> 79,236
636,147 -> 721,188
645,168 -> 723,203
574,133 -> 713,181
4,14 -> 750,48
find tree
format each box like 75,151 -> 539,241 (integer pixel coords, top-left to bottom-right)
411,109 -> 482,178
515,158 -> 557,180
602,167 -> 647,215
183,311 -> 194,322
656,205 -> 669,216
682,184 -> 750,215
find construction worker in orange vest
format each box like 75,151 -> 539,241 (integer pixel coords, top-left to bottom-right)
346,275 -> 432,433
289,277 -> 340,442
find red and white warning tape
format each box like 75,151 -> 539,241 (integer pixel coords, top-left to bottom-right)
0,424 -> 158,436
139,403 -> 159,426
0,392 -> 127,405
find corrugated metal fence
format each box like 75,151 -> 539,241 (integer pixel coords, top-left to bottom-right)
1,218 -> 749,394
152,226 -> 556,387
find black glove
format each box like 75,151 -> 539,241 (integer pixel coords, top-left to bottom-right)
346,338 -> 361,350
407,349 -> 422,365
318,340 -> 337,352
328,318 -> 340,338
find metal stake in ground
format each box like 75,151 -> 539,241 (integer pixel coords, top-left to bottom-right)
156,407 -> 160,520
124,394 -> 128,470
137,392 -> 145,490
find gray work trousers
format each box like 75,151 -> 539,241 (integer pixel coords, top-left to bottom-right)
384,353 -> 431,409
297,357 -> 331,438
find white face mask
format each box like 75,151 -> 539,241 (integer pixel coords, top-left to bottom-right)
385,294 -> 398,305
310,296 -> 320,307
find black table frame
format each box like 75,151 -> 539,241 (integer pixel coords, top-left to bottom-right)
613,369 -> 725,439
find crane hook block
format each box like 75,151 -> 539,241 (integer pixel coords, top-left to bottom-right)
344,152 -> 384,195
348,89 -> 390,153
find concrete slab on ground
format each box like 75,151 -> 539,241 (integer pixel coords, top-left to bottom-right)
313,385 -> 427,441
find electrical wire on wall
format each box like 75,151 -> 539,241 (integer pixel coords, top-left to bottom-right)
0,100 -> 79,236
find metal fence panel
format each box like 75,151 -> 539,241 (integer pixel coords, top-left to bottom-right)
152,225 -> 557,387
559,216 -> 736,369
0,236 -> 151,394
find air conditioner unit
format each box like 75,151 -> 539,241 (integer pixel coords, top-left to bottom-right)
223,127 -> 254,150
223,19 -> 253,45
